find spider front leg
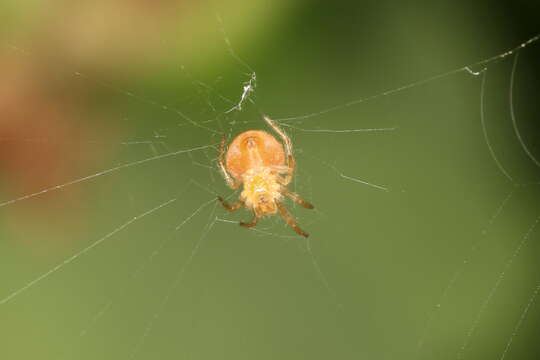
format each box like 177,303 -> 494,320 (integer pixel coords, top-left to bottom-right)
264,116 -> 295,185
280,155 -> 295,185
218,135 -> 240,189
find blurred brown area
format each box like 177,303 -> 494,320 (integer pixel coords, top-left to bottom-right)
0,51 -> 106,254
0,1 -> 195,254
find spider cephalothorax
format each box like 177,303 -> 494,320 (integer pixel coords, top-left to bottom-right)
217,116 -> 314,237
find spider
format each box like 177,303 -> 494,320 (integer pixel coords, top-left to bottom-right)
218,115 -> 314,237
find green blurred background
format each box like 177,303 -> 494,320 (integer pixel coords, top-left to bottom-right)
1,1 -> 539,359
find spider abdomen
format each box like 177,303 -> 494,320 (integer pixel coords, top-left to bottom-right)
225,130 -> 285,182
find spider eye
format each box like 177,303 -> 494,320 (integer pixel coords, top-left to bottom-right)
245,137 -> 257,148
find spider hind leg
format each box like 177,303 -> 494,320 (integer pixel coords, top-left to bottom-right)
240,213 -> 259,228
281,188 -> 314,209
218,197 -> 244,212
277,202 -> 309,237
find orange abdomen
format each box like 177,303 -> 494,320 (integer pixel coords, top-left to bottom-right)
225,130 -> 285,181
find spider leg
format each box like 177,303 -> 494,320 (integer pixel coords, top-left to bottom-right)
218,197 -> 244,212
264,115 -> 295,185
277,202 -> 309,238
239,213 -> 259,228
281,188 -> 314,209
218,135 -> 240,189
281,155 -> 295,185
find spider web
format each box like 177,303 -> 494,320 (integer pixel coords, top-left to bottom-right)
1,2 -> 540,360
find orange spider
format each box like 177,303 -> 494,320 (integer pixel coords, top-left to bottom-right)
218,116 -> 314,237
